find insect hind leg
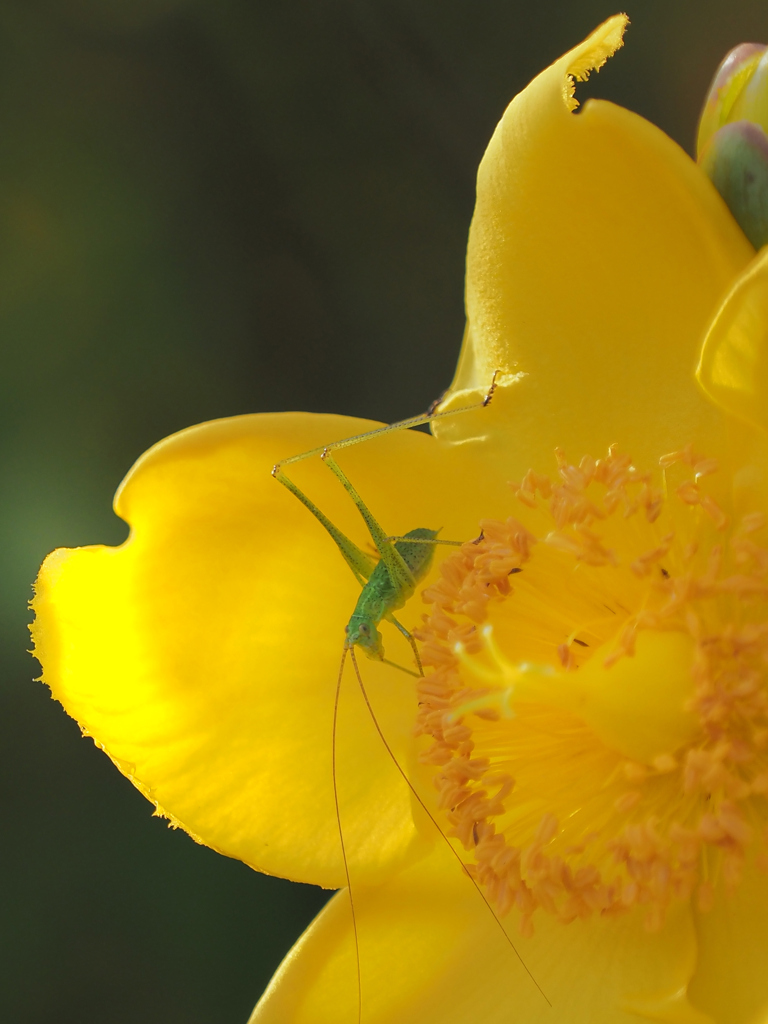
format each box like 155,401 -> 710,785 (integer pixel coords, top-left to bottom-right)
318,370 -> 500,463
271,466 -> 377,587
272,371 -> 499,478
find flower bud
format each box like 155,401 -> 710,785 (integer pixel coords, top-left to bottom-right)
697,44 -> 766,155
697,44 -> 768,249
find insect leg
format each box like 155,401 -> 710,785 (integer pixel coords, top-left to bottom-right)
386,614 -> 424,677
380,658 -> 420,678
272,372 -> 499,476
318,371 -> 500,461
272,467 -> 376,587
321,451 -> 416,596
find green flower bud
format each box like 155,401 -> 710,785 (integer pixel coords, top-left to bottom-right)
697,43 -> 766,156
698,43 -> 768,249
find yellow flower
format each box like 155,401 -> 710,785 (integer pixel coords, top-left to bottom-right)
31,14 -> 768,1024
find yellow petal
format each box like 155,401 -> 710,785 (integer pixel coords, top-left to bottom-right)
435,16 -> 753,477
33,412 -> 500,887
250,839 -> 709,1024
688,861 -> 768,1024
697,245 -> 768,435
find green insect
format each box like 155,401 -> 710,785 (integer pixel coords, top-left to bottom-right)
272,375 -> 497,674
273,452 -> 449,677
271,374 -> 547,1019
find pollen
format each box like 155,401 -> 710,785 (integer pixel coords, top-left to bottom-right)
414,445 -> 768,935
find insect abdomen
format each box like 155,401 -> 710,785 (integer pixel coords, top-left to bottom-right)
394,528 -> 439,582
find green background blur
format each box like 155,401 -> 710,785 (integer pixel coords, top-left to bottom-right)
3,1 -> 768,1021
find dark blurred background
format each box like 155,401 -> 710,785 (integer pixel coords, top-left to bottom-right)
3,1 -> 768,1021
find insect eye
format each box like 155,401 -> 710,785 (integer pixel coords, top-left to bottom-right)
358,623 -> 369,635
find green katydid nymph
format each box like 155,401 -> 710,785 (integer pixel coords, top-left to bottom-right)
271,373 -> 548,1021
271,374 -> 497,676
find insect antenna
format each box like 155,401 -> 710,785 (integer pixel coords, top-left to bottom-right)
333,646 -> 362,1024
349,647 -> 552,1009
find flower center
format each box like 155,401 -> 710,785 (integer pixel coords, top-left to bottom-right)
414,445 -> 768,934
456,626 -> 699,766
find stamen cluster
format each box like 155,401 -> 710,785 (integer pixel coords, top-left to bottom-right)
414,446 -> 768,934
